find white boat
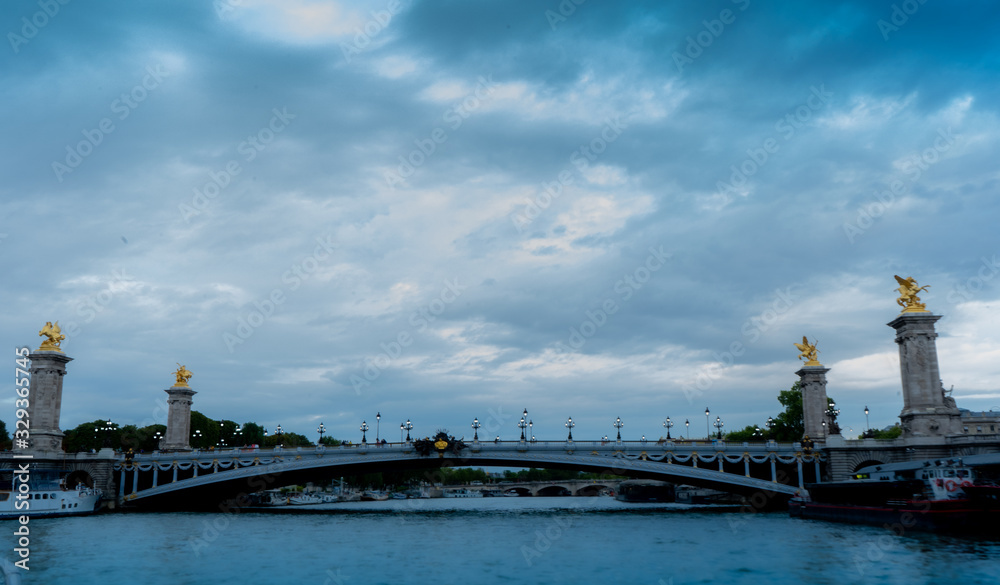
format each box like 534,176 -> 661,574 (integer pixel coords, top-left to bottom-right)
391,493 -> 408,500
288,493 -> 323,505
0,470 -> 102,519
504,490 -> 520,497
443,488 -> 483,498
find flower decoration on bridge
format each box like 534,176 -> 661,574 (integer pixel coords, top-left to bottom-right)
413,431 -> 467,457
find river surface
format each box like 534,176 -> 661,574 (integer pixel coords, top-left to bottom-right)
5,497 -> 999,584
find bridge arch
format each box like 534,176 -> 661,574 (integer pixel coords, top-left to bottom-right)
114,442 -> 815,509
535,485 -> 572,497
852,459 -> 885,473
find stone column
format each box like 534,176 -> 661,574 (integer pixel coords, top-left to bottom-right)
887,313 -> 962,437
161,385 -> 197,451
25,350 -> 73,453
797,366 -> 830,442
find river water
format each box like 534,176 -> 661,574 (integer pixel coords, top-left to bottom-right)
7,497 -> 999,584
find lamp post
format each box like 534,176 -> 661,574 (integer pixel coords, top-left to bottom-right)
518,417 -> 527,442
360,421 -> 369,444
705,407 -> 710,439
714,416 -> 724,440
613,417 -> 623,443
471,418 -> 481,442
317,422 -> 326,444
404,420 -> 413,443
864,406 -> 870,432
529,420 -> 534,442
663,417 -> 673,440
234,425 -> 243,446
826,402 -> 841,434
192,429 -> 202,449
275,424 -> 283,447
400,423 -> 404,443
685,419 -> 690,439
565,417 -> 574,441
152,430 -> 162,450
376,412 -> 381,443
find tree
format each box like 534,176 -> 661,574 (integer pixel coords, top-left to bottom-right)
0,419 -> 10,450
725,424 -> 763,442
860,424 -> 902,439
768,382 -> 804,441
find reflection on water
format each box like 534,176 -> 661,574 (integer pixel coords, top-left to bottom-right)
13,497 -> 1000,585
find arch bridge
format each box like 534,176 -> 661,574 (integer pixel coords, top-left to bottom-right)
115,439 -> 823,509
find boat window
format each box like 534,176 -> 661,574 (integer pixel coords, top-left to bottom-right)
945,470 -> 955,477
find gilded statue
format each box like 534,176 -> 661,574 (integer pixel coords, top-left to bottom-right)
38,321 -> 65,352
794,336 -> 822,366
894,275 -> 929,313
173,363 -> 193,387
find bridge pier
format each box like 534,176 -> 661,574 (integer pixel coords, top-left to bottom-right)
889,312 -> 963,437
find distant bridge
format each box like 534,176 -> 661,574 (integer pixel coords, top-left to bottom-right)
114,439 -> 823,509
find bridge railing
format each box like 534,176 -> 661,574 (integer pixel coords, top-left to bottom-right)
126,438 -> 806,462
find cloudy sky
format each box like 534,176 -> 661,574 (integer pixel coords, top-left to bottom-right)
3,0 -> 999,444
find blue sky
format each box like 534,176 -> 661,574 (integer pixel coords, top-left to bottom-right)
3,0 -> 999,444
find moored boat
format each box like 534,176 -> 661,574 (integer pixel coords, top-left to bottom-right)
443,488 -> 483,498
789,458 -> 1000,532
0,469 -> 102,519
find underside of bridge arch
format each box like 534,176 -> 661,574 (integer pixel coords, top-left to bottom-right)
535,485 -> 572,497
574,484 -> 608,496
122,453 -> 801,511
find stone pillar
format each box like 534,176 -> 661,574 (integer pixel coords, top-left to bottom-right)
25,350 -> 72,453
888,313 -> 962,437
161,385 -> 197,451
797,366 -> 830,442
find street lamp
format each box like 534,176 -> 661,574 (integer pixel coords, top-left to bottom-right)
472,418 -> 481,441
663,417 -> 673,440
360,420 -> 369,444
275,424 -> 283,447
705,407 -> 710,439
152,430 -> 162,450
518,417 -> 527,442
404,420 -> 413,442
826,402 -> 841,434
714,416 -> 724,440
317,422 -> 326,444
614,417 -> 623,443
529,420 -> 534,442
376,412 -> 381,443
864,406 -> 870,432
192,429 -> 202,449
565,417 -> 575,441
234,425 -> 243,446
685,419 -> 690,439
